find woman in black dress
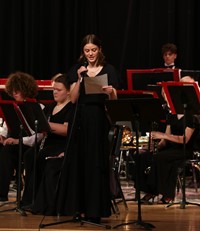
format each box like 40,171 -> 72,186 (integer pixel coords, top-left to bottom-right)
57,34 -> 119,223
22,74 -> 75,214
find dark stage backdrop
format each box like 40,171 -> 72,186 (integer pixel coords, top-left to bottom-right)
0,0 -> 200,89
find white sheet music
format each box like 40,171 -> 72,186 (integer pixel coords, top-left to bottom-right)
84,74 -> 108,94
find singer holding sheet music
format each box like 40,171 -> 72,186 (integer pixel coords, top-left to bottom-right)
56,34 -> 119,223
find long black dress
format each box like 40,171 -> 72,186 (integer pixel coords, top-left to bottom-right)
139,112 -> 199,199
22,101 -> 75,213
56,63 -> 119,218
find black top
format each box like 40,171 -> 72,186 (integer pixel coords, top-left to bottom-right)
43,101 -> 75,150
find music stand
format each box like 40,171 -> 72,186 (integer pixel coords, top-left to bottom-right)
105,98 -> 166,230
0,100 -> 51,215
147,84 -> 165,105
162,82 -> 200,209
0,100 -> 28,216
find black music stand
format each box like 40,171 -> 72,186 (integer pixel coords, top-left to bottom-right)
147,84 -> 165,105
0,100 -> 29,216
0,100 -> 51,215
105,98 -> 166,230
16,101 -> 51,208
162,82 -> 200,209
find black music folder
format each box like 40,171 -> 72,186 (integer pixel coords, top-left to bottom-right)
0,100 -> 51,137
162,82 -> 200,114
105,98 -> 167,134
15,101 -> 51,135
106,98 -> 166,124
0,100 -> 23,137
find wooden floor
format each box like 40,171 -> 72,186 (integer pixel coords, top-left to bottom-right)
0,182 -> 200,231
0,200 -> 200,231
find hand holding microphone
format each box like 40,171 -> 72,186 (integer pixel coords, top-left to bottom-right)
78,60 -> 88,80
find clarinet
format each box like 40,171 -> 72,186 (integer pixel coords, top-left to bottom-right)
152,121 -> 159,155
145,121 -> 158,174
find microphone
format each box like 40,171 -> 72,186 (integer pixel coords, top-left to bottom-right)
81,60 -> 88,77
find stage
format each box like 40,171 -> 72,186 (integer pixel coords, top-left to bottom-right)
0,181 -> 199,231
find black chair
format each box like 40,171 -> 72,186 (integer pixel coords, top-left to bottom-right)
109,125 -> 129,214
177,152 -> 200,194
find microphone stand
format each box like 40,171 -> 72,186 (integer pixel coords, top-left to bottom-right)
39,66 -> 112,229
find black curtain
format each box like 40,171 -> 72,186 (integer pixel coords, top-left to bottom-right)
0,0 -> 200,89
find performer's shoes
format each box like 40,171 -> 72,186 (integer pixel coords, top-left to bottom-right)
158,196 -> 173,204
22,205 -> 37,214
141,193 -> 156,204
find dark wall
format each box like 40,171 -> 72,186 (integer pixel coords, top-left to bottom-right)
0,0 -> 200,89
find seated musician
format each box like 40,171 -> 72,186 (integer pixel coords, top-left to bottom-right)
161,43 -> 177,69
21,74 -> 75,215
0,72 -> 43,203
135,76 -> 200,204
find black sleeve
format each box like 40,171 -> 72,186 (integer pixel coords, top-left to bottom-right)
103,64 -> 119,89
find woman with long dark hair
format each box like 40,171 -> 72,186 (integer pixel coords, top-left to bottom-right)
57,34 -> 119,223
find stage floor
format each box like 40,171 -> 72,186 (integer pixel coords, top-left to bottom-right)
0,180 -> 199,231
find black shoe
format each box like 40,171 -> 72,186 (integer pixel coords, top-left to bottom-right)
158,196 -> 173,204
21,204 -> 35,214
140,194 -> 155,204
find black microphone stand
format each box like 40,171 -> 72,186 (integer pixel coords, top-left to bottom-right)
39,68 -> 112,230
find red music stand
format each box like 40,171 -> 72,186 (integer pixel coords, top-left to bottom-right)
126,68 -> 180,91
